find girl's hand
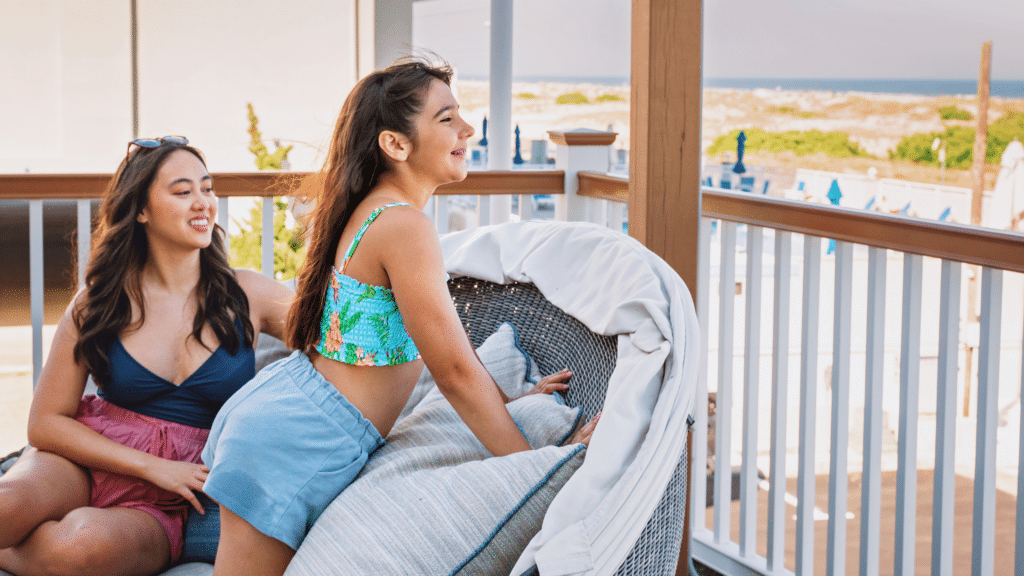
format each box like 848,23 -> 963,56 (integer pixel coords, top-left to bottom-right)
144,459 -> 210,514
568,412 -> 601,447
519,369 -> 572,399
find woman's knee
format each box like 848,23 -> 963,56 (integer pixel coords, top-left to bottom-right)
28,510 -> 162,576
0,479 -> 46,547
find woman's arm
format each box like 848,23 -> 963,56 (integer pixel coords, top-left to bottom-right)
380,209 -> 532,457
235,269 -> 295,341
27,297 -> 208,512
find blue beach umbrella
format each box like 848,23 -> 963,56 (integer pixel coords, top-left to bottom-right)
479,116 -> 488,147
733,131 -> 747,174
827,179 -> 841,254
513,124 -> 524,165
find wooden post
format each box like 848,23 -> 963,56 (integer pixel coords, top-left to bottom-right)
631,1 -> 702,574
629,0 -> 703,304
964,40 -> 992,416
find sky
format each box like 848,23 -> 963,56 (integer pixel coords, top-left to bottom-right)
412,0 -> 1024,80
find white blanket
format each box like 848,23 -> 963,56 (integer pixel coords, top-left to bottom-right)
439,220 -> 700,576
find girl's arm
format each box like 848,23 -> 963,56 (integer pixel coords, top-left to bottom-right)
27,297 -> 208,513
235,268 -> 295,341
381,209 -> 532,457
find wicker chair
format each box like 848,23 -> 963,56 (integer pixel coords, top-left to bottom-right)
448,276 -> 692,576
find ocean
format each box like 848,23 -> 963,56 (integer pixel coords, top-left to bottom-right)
477,76 -> 1024,99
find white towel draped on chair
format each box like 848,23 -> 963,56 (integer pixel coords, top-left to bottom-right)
439,220 -> 700,576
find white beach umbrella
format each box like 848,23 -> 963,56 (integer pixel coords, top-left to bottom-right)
987,138 -> 1024,230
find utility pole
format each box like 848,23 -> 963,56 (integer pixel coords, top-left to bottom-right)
964,40 -> 991,416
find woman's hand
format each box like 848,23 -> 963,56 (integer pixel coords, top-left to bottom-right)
518,369 -> 573,400
567,412 -> 601,447
144,459 -> 210,514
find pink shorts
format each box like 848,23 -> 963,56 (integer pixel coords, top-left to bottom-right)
75,395 -> 209,562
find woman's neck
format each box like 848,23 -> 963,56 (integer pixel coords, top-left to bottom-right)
373,171 -> 434,209
141,246 -> 202,296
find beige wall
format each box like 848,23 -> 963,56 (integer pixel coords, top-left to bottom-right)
0,0 -> 362,174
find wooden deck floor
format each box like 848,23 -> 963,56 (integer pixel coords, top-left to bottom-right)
702,470 -> 1018,575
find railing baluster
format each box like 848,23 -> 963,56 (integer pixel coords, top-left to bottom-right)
796,235 -> 821,576
478,195 -> 490,226
30,199 -> 44,388
424,197 -> 435,226
740,225 -> 763,557
218,197 -> 229,251
606,199 -> 619,231
860,246 -> 887,576
692,217 -> 713,534
972,267 -> 1002,576
436,196 -> 449,234
714,220 -> 737,545
261,196 -> 274,278
519,194 -> 533,222
895,253 -> 924,576
77,199 -> 91,288
767,230 -> 791,572
933,259 -> 961,576
827,240 -> 853,576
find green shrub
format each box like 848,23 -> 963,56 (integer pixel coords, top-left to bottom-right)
706,128 -> 872,159
595,94 -> 624,102
555,91 -> 590,105
247,103 -> 293,170
229,198 -> 306,281
516,92 -> 537,99
230,104 -> 305,279
766,105 -> 815,118
939,105 -> 974,121
890,112 -> 1024,168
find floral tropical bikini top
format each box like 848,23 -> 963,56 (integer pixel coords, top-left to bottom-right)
316,203 -> 421,366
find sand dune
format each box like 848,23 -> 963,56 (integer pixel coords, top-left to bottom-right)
455,79 -> 1022,188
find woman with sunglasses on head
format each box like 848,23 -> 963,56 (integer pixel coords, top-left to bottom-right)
0,137 -> 293,576
202,57 -> 599,576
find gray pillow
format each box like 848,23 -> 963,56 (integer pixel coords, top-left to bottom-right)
397,322 -> 541,422
286,370 -> 584,576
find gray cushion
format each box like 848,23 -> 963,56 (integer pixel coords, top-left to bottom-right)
398,321 -> 541,422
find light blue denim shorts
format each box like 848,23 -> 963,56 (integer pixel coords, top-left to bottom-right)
202,350 -> 384,550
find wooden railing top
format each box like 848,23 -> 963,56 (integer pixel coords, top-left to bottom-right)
577,170 -> 1024,273
5,169 -> 1022,273
0,170 -> 565,200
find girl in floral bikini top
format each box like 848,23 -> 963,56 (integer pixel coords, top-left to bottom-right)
316,202 -> 420,366
203,58 -> 599,576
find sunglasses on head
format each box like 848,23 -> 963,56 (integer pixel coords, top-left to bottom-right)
126,135 -> 189,158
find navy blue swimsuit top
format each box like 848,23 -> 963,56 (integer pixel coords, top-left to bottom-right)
98,318 -> 256,429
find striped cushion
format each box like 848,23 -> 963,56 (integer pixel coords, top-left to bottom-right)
286,358 -> 584,576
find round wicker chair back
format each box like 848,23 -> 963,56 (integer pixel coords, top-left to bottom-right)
448,277 -> 616,419
448,277 -> 690,576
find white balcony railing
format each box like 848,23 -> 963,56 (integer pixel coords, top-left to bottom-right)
8,140 -> 1023,576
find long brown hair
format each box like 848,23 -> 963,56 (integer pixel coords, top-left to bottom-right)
285,58 -> 453,352
72,142 -> 254,385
